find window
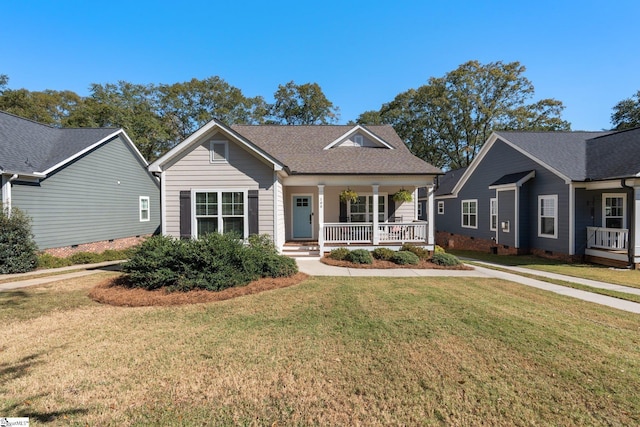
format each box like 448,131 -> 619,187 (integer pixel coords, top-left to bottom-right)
603,194 -> 626,228
210,140 -> 228,162
347,194 -> 386,222
353,134 -> 364,147
461,200 -> 477,228
437,201 -> 444,215
139,196 -> 150,222
194,190 -> 246,237
538,195 -> 557,238
417,201 -> 423,218
490,198 -> 497,231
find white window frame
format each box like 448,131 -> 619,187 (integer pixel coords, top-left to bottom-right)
347,193 -> 387,222
602,193 -> 626,229
192,189 -> 248,239
139,196 -> 150,222
461,199 -> 478,229
417,201 -> 423,218
437,201 -> 445,215
353,134 -> 364,147
209,140 -> 229,163
538,195 -> 558,238
490,198 -> 497,231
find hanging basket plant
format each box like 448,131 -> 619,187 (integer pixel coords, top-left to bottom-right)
339,188 -> 359,204
392,188 -> 413,203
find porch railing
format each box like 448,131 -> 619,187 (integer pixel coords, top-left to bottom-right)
323,221 -> 428,245
586,227 -> 628,250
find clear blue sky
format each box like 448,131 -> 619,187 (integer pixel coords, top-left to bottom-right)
3,0 -> 639,131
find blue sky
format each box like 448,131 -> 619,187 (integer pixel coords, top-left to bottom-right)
3,0 -> 639,130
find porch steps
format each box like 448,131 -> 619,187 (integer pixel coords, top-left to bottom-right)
282,242 -> 321,259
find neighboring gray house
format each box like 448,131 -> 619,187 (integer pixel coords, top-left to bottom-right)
148,119 -> 442,255
0,111 -> 160,255
435,128 -> 640,268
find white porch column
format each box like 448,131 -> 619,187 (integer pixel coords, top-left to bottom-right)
372,185 -> 379,245
634,187 -> 640,266
318,185 -> 325,254
1,174 -> 12,214
427,184 -> 435,249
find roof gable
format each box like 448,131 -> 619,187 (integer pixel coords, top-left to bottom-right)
323,125 -> 394,150
585,127 -> 640,180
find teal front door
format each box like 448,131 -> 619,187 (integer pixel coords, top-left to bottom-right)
292,196 -> 313,239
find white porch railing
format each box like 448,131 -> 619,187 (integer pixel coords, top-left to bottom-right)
323,222 -> 428,245
586,227 -> 628,250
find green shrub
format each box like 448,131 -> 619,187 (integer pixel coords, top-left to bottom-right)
329,247 -> 350,261
347,249 -> 373,264
434,245 -> 445,254
372,247 -> 395,261
392,250 -> 420,265
122,233 -> 297,292
37,253 -> 72,269
0,207 -> 38,273
68,251 -> 103,265
401,243 -> 430,260
431,251 -> 462,266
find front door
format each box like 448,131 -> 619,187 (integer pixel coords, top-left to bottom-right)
292,195 -> 312,239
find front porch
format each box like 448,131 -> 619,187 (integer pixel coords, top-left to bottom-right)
585,227 -> 631,267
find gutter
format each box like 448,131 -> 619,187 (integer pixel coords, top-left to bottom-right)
621,178 -> 635,268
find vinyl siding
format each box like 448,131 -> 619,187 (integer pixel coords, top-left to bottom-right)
497,190 -> 515,247
163,133 -> 275,238
12,136 -> 160,249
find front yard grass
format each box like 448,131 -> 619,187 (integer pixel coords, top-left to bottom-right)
1,273 -> 639,425
449,249 -> 640,289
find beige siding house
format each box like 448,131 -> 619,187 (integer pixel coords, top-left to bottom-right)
149,119 -> 443,255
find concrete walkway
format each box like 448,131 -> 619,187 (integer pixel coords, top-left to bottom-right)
0,261 -> 122,291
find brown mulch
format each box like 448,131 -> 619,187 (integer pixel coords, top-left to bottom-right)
321,257 -> 473,270
88,273 -> 309,307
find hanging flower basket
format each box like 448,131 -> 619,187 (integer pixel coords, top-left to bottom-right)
392,188 -> 413,203
339,188 -> 359,204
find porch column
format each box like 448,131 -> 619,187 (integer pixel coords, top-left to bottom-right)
372,185 -> 379,245
634,187 -> 640,266
318,185 -> 325,255
427,184 -> 435,250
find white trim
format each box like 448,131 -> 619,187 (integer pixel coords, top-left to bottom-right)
538,194 -> 558,239
346,193 -> 388,223
273,171 -> 279,250
291,193 -> 314,240
514,187 -> 519,247
569,183 -> 575,255
488,170 -> 536,190
139,196 -> 150,222
427,185 -> 435,246
602,192 -> 627,229
323,125 -> 395,150
1,174 -> 12,211
317,185 -> 325,253
461,199 -> 478,229
160,171 -> 167,235
417,201 -> 423,218
209,140 -> 229,163
191,188 -> 249,239
283,174 -> 435,187
437,200 -> 445,215
490,198 -> 497,231
354,134 -> 364,147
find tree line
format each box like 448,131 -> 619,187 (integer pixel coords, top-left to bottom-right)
2,60 -> 638,168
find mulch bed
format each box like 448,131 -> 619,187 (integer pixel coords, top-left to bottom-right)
89,273 -> 309,307
321,257 -> 473,270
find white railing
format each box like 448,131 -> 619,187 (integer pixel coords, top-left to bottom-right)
587,227 -> 628,250
378,222 -> 427,243
324,223 -> 372,244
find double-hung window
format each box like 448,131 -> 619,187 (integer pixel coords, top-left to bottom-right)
437,201 -> 444,215
461,200 -> 477,228
139,196 -> 150,222
347,195 -> 386,222
603,194 -> 626,228
194,190 -> 246,238
538,195 -> 557,238
490,198 -> 497,231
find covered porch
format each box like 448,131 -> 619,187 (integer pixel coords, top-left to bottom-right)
585,227 -> 631,266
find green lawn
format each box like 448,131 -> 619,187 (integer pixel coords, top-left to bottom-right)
1,273 -> 639,425
449,249 -> 640,289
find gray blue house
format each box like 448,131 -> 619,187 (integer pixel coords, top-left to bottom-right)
435,129 -> 640,268
0,111 -> 160,255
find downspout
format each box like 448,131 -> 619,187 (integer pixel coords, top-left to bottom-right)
621,179 -> 635,268
2,174 -> 19,215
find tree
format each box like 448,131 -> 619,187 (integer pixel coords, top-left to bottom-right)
0,207 -> 38,273
0,74 -> 8,93
269,81 -> 339,125
358,60 -> 570,169
611,90 -> 640,130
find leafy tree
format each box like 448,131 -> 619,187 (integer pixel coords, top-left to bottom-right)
611,90 -> 640,130
269,81 -> 339,125
358,60 -> 570,169
0,74 -> 8,93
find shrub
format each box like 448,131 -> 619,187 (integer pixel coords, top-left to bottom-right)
68,251 -> 103,265
347,249 -> 373,264
0,207 -> 38,273
401,243 -> 430,260
38,253 -> 72,269
372,247 -> 395,261
434,245 -> 445,254
391,250 -> 419,265
431,251 -> 462,266
329,247 -> 350,261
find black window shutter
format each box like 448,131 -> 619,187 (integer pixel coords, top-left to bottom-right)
248,190 -> 259,235
179,191 -> 192,239
388,195 -> 396,222
339,199 -> 347,222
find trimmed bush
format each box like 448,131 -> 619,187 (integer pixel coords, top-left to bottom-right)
69,251 -> 103,265
38,253 -> 71,269
434,245 -> 445,254
372,247 -> 395,261
0,207 -> 38,273
347,249 -> 373,264
401,243 -> 430,260
122,233 -> 298,292
431,251 -> 462,266
391,250 -> 420,265
329,247 -> 350,261
38,248 -> 133,269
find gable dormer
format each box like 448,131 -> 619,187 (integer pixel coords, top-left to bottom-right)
323,125 -> 395,150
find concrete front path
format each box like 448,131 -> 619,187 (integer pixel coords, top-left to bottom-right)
0,261 -> 122,291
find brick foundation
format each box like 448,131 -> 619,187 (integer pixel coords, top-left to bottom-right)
436,231 -> 520,255
42,235 -> 152,258
529,248 -> 582,264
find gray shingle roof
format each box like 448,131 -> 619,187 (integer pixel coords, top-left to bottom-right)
0,111 -> 118,175
435,167 -> 467,196
490,170 -> 535,187
585,128 -> 640,180
230,125 -> 443,175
